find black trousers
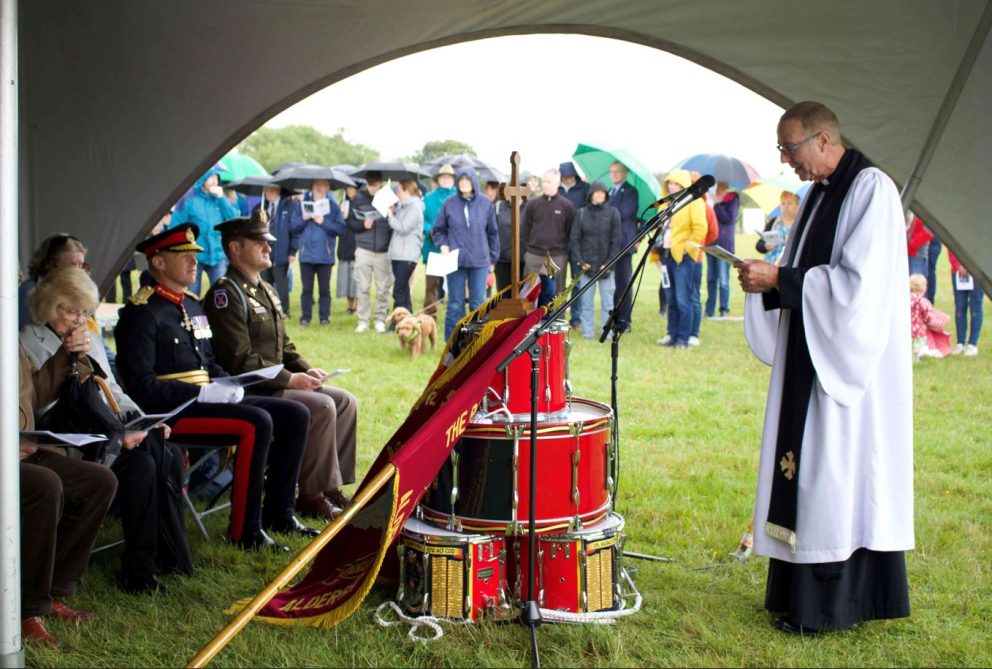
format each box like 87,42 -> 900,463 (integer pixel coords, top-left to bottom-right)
494,261 -> 526,293
170,396 -> 309,541
613,253 -> 634,329
111,438 -> 187,581
300,262 -> 332,322
391,260 -> 416,312
20,450 -> 117,617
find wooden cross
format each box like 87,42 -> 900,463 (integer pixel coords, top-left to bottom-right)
491,151 -> 534,319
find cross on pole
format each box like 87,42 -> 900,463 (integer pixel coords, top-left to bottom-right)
499,151 -> 531,298
494,151 -> 533,318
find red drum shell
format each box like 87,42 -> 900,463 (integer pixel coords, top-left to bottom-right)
422,398 -> 613,533
397,519 -> 511,622
465,318 -> 570,415
508,513 -> 625,614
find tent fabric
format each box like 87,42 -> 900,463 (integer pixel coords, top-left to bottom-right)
15,0 -> 991,293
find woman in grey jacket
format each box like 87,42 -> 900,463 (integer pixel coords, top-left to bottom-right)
387,180 -> 425,312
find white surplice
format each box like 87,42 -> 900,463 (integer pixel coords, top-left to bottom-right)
744,167 -> 914,564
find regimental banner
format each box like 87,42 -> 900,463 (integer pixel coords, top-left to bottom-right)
229,284 -> 545,627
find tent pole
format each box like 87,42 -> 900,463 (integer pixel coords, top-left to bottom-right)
901,0 -> 992,210
0,0 -> 23,666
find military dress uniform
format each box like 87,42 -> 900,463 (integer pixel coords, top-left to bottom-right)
204,224 -> 357,518
113,223 -> 314,549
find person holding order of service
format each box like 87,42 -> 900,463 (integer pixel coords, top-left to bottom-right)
736,100 -> 913,635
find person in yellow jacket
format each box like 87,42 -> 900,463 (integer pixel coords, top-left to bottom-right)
658,169 -> 708,348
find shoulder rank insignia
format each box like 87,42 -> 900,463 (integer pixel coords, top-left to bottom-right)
215,276 -> 229,286
128,285 -> 155,305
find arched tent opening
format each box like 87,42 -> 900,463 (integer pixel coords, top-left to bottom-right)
15,1 -> 992,295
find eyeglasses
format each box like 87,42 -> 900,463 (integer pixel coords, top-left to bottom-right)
776,132 -> 820,156
57,304 -> 92,319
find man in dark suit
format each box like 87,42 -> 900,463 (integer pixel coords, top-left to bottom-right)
607,161 -> 640,330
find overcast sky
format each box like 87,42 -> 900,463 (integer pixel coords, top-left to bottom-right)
267,34 -> 796,185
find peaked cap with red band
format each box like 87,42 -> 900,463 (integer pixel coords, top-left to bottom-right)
136,223 -> 204,256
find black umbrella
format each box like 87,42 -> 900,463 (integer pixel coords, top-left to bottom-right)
270,164 -> 356,190
351,161 -> 430,181
423,154 -> 506,184
224,174 -> 277,196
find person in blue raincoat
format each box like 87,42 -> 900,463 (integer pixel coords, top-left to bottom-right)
431,166 -> 499,341
169,167 -> 240,295
255,185 -> 303,317
293,179 -> 346,326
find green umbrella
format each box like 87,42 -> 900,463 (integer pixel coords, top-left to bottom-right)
571,143 -> 662,221
218,152 -> 268,183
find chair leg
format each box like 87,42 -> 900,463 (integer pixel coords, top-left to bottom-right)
183,490 -> 210,540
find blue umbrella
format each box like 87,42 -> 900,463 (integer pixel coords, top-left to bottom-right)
673,153 -> 760,189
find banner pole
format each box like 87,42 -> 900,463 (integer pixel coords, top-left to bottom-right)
187,464 -> 396,669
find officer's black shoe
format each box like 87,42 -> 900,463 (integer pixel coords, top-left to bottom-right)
264,515 -> 320,538
235,529 -> 290,553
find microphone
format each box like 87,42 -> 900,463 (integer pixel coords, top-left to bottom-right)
648,174 -> 716,208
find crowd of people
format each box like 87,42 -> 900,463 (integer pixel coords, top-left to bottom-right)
13,102 -> 989,648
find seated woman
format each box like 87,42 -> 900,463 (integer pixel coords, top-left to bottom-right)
21,266 -> 192,595
19,344 -> 118,648
19,233 -> 89,330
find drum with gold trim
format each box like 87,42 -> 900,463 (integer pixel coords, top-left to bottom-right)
396,518 -> 512,622
508,513 -> 625,614
422,398 -> 614,533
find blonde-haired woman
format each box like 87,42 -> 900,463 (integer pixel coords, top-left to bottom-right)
19,233 -> 88,329
21,266 -> 191,594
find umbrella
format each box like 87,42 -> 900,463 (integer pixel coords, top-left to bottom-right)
672,153 -> 759,189
217,153 -> 268,183
571,143 -> 662,219
423,154 -> 507,184
351,161 -> 430,181
740,176 -> 808,214
224,174 -> 279,196
270,164 -> 356,190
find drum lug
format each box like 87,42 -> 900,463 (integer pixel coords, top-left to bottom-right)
512,539 -> 522,600
543,343 -> 552,405
447,450 -> 460,532
537,545 -> 546,607
510,426 -> 521,529
396,543 -> 406,605
571,449 -> 581,507
564,338 -> 574,407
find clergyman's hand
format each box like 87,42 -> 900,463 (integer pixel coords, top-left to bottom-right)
736,259 -> 779,294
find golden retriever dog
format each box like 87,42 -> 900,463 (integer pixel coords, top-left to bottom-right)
394,314 -> 437,359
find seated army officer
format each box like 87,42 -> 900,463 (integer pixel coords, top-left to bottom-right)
205,213 -> 358,520
113,222 -> 318,551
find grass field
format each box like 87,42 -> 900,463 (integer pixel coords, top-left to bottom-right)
28,238 -> 991,667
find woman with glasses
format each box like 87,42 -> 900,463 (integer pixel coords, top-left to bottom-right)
18,233 -> 88,329
20,266 -> 191,594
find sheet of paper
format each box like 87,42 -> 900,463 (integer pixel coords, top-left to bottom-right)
690,242 -> 743,264
425,249 -> 459,277
319,369 -> 350,383
124,397 -> 196,430
302,199 -> 332,219
760,230 -> 783,246
371,186 -> 399,218
955,273 -> 974,291
20,431 -> 106,447
213,364 -> 285,387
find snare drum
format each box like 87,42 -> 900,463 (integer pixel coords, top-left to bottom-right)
396,518 -> 512,622
422,398 -> 614,533
509,513 -> 625,614
462,318 -> 571,415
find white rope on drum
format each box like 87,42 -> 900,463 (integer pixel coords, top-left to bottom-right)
537,568 -> 643,625
374,601 -> 467,642
375,568 -> 643,638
